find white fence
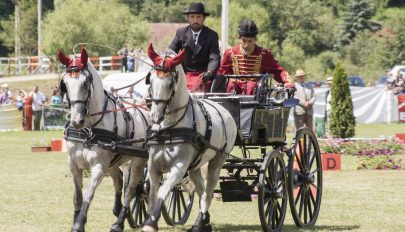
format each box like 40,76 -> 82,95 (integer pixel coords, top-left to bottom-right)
0,55 -> 151,76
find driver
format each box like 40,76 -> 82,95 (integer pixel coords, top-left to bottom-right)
217,19 -> 295,95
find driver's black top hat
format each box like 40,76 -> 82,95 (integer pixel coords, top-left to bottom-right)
183,2 -> 210,16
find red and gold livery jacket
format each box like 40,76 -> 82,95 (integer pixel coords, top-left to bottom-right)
218,45 -> 292,84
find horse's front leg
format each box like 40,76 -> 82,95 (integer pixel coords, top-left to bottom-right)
69,157 -> 83,227
109,167 -> 123,217
188,153 -> 227,232
142,164 -> 188,232
141,161 -> 161,232
110,158 -> 146,232
72,162 -> 107,232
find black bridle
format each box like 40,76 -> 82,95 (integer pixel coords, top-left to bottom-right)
60,66 -> 94,114
148,54 -> 179,115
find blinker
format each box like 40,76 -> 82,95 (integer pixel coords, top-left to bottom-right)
145,72 -> 151,85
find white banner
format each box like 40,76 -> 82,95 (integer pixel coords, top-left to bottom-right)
312,87 -> 399,124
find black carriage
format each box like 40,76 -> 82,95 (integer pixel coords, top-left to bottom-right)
205,74 -> 323,231
128,74 -> 323,231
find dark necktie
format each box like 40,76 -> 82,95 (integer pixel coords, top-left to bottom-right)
193,33 -> 198,45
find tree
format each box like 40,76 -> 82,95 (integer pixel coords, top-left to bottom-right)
0,0 -> 38,56
329,63 -> 356,138
335,0 -> 382,50
42,0 -> 150,57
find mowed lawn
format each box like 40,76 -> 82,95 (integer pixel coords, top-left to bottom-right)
0,129 -> 404,232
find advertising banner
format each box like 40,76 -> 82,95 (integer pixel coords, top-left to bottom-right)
43,105 -> 70,130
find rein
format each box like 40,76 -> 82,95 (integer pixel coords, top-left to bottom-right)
89,99 -> 150,117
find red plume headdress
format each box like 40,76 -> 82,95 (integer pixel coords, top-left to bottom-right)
58,47 -> 89,70
147,43 -> 185,71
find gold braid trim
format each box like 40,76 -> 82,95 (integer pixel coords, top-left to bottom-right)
231,50 -> 240,75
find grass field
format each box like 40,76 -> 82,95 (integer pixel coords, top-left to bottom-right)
0,129 -> 404,232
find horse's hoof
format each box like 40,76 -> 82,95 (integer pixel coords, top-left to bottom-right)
71,227 -> 85,232
187,224 -> 212,232
142,225 -> 157,232
110,223 -> 123,232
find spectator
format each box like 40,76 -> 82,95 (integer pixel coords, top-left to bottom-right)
325,76 -> 333,136
293,69 -> 315,130
128,48 -> 135,72
0,83 -> 12,105
168,2 -> 221,93
393,69 -> 405,94
118,45 -> 128,73
51,89 -> 62,106
30,85 -> 46,131
15,89 -> 27,110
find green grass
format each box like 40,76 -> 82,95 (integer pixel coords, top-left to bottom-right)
354,123 -> 405,138
0,130 -> 404,231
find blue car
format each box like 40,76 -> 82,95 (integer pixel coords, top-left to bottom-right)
348,76 -> 366,87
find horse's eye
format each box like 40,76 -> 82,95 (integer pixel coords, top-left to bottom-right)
68,71 -> 80,78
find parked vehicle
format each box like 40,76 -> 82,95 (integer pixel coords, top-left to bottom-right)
347,76 -> 366,87
306,81 -> 325,88
375,76 -> 388,87
388,65 -> 405,79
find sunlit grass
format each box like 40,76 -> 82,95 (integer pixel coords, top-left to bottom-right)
0,129 -> 404,231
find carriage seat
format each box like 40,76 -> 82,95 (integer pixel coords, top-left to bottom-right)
208,95 -> 258,138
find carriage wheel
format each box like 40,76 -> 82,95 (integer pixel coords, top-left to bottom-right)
288,127 -> 323,227
258,149 -> 288,232
162,176 -> 195,226
128,169 -> 149,228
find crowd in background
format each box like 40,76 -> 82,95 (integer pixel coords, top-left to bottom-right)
118,45 -> 145,73
0,84 -> 63,131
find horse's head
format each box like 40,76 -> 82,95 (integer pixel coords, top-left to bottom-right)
147,43 -> 185,124
58,47 -> 94,129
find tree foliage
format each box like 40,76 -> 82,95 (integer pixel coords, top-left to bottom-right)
330,63 -> 356,138
42,0 -> 150,57
335,0 -> 382,50
0,0 -> 38,56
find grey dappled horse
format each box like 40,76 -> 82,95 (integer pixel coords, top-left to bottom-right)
141,44 -> 237,232
58,48 -> 149,232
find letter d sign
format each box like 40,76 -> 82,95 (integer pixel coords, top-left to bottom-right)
322,153 -> 341,171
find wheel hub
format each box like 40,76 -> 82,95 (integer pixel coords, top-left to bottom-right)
302,172 -> 314,185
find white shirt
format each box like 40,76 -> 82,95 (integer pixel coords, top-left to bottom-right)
32,91 -> 46,111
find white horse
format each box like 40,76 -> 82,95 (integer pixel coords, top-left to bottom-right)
141,44 -> 237,232
58,48 -> 149,232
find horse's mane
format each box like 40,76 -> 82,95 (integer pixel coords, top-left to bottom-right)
86,61 -> 99,78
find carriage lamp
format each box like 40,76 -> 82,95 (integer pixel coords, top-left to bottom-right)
270,87 -> 288,104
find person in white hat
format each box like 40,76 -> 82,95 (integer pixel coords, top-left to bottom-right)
293,69 -> 315,130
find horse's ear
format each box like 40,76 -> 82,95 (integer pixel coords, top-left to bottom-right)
58,49 -> 71,66
147,43 -> 161,66
80,47 -> 88,67
168,48 -> 185,68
